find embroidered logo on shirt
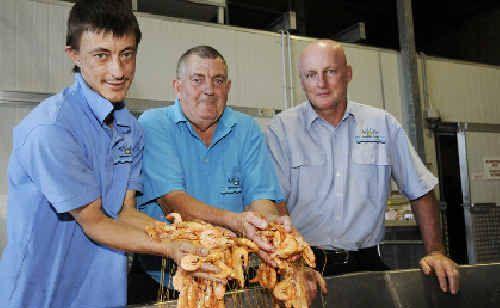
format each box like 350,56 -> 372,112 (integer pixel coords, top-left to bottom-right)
119,145 -> 133,157
114,144 -> 133,164
355,128 -> 386,144
228,176 -> 240,186
221,176 -> 242,195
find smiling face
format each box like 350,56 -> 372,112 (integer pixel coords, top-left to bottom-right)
65,30 -> 137,103
299,41 -> 352,113
173,54 -> 231,130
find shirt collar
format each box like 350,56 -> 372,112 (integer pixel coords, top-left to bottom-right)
75,73 -> 114,125
304,100 -> 356,130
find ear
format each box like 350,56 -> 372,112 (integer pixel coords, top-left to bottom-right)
173,79 -> 182,99
226,79 -> 232,93
346,65 -> 353,82
65,46 -> 81,68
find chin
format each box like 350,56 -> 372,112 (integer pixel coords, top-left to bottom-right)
201,115 -> 218,122
104,93 -> 126,103
315,98 -> 339,108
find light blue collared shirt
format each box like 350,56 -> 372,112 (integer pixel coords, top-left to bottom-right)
266,101 -> 438,251
0,73 -> 143,308
137,100 -> 283,283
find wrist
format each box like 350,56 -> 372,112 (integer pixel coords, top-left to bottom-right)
160,239 -> 173,258
427,249 -> 445,256
224,211 -> 243,234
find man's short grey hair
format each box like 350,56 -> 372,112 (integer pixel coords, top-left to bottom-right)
176,45 -> 228,79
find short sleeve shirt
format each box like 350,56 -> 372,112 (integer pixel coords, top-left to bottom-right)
137,100 -> 283,283
0,73 -> 143,308
266,101 -> 438,250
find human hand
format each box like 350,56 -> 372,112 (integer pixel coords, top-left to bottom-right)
164,240 -> 221,280
250,214 -> 299,267
419,251 -> 460,294
238,212 -> 274,251
303,268 -> 328,305
268,214 -> 293,233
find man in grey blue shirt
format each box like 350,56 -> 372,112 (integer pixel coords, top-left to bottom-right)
129,46 -> 289,303
0,2 -> 206,307
266,40 -> 459,294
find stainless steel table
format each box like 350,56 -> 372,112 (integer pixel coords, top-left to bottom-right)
130,262 -> 500,308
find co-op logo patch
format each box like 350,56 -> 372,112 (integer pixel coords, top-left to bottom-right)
355,128 -> 386,144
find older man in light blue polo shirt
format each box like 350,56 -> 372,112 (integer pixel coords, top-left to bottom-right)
129,46 -> 287,302
266,40 -> 460,295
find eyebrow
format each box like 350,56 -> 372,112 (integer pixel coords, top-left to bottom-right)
88,47 -> 111,54
88,46 -> 136,54
190,73 -> 227,79
212,74 -> 227,79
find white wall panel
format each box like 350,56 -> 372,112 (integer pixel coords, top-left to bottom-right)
0,0 -> 72,92
0,0 -> 17,90
230,31 -> 283,109
3,1 -> 284,109
380,51 -> 403,122
0,105 -> 33,196
344,46 -> 384,109
426,59 -> 500,123
47,2 -> 73,91
132,15 -> 283,109
466,132 -> 500,204
289,38 -> 308,107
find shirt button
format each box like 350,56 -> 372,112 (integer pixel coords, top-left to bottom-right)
335,216 -> 341,221
336,192 -> 342,197
336,172 -> 341,177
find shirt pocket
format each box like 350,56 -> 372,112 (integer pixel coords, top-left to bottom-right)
351,143 -> 391,200
290,154 -> 325,205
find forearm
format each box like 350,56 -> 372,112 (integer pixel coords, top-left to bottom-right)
411,191 -> 445,254
118,205 -> 160,231
83,214 -> 169,256
71,199 -> 171,257
159,190 -> 239,232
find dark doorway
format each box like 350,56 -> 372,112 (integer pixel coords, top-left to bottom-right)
434,128 -> 468,264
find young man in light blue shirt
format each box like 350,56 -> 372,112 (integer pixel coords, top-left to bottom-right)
0,1 -> 205,307
129,46 -> 291,302
266,40 -> 460,296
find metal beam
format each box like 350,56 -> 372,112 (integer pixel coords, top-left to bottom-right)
131,0 -> 138,11
333,22 -> 366,43
397,0 -> 425,159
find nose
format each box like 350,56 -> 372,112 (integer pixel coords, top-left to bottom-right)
109,56 -> 125,79
316,72 -> 327,88
203,80 -> 215,96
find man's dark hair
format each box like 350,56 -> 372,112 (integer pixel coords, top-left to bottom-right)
176,46 -> 228,78
66,0 -> 142,72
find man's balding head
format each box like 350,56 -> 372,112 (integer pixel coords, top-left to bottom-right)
298,40 -> 352,116
298,40 -> 347,74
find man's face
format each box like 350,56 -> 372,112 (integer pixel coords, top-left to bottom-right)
174,55 -> 231,128
66,30 -> 137,103
299,44 -> 352,112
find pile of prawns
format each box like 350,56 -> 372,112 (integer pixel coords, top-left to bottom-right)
145,213 -> 326,308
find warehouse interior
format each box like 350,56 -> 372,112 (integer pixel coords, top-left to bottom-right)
0,0 -> 499,307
